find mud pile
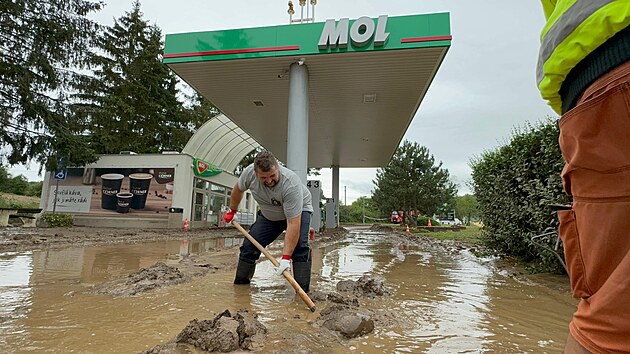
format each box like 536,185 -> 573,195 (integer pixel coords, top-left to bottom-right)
336,274 -> 390,297
317,301 -> 374,338
312,274 -> 391,339
370,224 -> 393,232
178,309 -> 266,352
91,262 -> 190,297
143,309 -> 266,353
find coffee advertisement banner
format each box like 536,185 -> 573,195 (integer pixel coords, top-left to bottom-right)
47,167 -> 175,218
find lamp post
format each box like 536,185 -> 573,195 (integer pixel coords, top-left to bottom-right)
362,197 -> 365,224
288,0 -> 317,23
287,1 -> 295,24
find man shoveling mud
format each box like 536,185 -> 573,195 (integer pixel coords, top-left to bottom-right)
224,150 -> 314,292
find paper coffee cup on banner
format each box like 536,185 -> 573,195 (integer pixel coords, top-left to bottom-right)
129,173 -> 153,209
101,173 -> 124,210
116,192 -> 133,213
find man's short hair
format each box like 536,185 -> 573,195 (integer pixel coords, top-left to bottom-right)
254,150 -> 279,172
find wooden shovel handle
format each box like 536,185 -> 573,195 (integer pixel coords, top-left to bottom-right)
231,220 -> 316,312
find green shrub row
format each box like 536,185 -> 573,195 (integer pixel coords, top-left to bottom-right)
41,213 -> 74,227
470,119 -> 570,272
416,215 -> 439,226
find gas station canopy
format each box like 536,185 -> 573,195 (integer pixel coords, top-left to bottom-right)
164,13 -> 451,168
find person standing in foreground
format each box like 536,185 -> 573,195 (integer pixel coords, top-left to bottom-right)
537,1 -> 630,353
224,150 -> 314,292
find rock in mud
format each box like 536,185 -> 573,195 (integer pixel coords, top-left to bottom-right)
139,343 -> 178,354
307,290 -> 328,302
308,290 -> 359,307
318,304 -> 374,339
335,274 -> 390,298
326,292 -> 359,307
175,309 -> 267,352
335,280 -> 356,292
92,262 -> 188,297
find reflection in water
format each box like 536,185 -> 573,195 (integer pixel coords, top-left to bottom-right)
0,253 -> 33,348
0,231 -> 575,353
0,237 -> 242,352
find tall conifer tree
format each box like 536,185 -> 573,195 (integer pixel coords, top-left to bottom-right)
0,0 -> 103,168
76,1 -> 196,154
372,140 -> 457,223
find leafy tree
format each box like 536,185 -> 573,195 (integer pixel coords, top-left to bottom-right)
6,175 -> 29,195
75,1 -> 195,155
339,196 -> 380,223
0,0 -> 103,168
0,165 -> 10,192
454,194 -> 479,225
0,164 -> 42,196
185,92 -> 220,130
372,140 -> 457,225
26,181 -> 43,197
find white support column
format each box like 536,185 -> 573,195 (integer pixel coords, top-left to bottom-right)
287,61 -> 309,184
332,165 -> 340,227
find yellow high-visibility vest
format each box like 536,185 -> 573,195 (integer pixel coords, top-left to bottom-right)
537,0 -> 630,114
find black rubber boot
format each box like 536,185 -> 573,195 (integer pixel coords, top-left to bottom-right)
292,260 -> 312,293
234,259 -> 256,284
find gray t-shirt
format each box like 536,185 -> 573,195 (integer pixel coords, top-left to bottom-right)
238,165 -> 313,221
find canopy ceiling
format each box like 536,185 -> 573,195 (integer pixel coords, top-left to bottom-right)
166,13 -> 451,168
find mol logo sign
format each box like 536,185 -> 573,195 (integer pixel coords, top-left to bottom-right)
318,15 -> 390,50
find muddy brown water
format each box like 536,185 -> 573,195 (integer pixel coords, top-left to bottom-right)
0,226 -> 576,353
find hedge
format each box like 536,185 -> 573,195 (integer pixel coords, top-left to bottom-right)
40,213 -> 74,227
470,118 -> 570,272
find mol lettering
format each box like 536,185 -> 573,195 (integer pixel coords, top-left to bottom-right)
318,15 -> 390,49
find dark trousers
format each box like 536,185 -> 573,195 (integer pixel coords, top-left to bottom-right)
239,211 -> 311,264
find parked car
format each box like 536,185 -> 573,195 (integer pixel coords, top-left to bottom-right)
437,218 -> 462,225
390,210 -> 403,224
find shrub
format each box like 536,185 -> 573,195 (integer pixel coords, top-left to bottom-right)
41,213 -> 74,227
416,216 -> 439,226
470,118 -> 570,272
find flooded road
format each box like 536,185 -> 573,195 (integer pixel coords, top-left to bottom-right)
0,227 -> 576,353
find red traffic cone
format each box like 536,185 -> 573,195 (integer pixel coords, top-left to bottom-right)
183,218 -> 189,231
427,218 -> 432,227
405,224 -> 410,234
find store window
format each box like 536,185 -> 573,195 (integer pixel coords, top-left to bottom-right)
193,192 -> 206,221
210,183 -> 225,194
192,179 -> 239,223
195,178 -> 208,190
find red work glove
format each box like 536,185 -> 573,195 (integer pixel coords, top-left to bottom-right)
276,255 -> 292,275
224,209 -> 237,223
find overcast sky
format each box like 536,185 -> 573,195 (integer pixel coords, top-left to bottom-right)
10,0 -> 556,204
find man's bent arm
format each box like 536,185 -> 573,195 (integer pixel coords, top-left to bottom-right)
229,182 -> 244,211
283,213 -> 302,256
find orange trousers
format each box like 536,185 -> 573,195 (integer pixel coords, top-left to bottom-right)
558,61 -> 630,353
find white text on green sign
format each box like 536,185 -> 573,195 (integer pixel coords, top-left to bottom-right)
318,15 -> 390,49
